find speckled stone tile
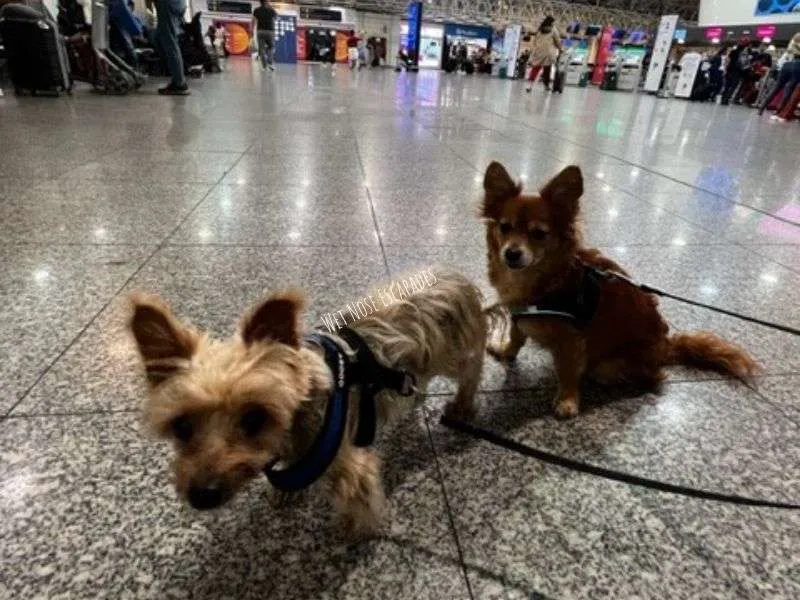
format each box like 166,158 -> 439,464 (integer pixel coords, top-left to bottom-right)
13,245 -> 390,415
641,191 -> 800,246
221,153 -> 366,189
371,190 -> 485,246
170,183 -> 377,246
750,376 -> 800,419
428,413 -> 745,599
749,244 -> 800,273
0,244 -> 153,414
602,244 -> 800,325
54,151 -> 240,185
443,380 -> 799,504
638,493 -> 800,599
0,411 -> 469,600
0,180 -> 212,244
660,299 -> 800,376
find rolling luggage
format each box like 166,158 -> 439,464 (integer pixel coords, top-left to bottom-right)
552,68 -> 565,93
0,2 -> 71,95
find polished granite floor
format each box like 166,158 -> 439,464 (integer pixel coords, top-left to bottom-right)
1,61 -> 799,599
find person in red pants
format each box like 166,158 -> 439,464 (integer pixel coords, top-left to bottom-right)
775,82 -> 800,122
525,16 -> 562,93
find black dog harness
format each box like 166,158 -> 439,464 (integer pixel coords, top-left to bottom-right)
263,328 -> 417,492
509,264 -> 609,328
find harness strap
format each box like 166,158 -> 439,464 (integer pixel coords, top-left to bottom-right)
510,264 -> 608,328
263,332 -> 349,492
337,327 -> 417,447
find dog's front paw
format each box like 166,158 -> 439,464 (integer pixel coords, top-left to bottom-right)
487,342 -> 518,363
444,397 -> 477,422
554,397 -> 580,419
336,508 -> 385,542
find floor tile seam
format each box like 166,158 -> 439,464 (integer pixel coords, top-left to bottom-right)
606,179 -> 800,235
3,408 -> 138,419
730,244 -> 800,276
160,242 -> 383,249
749,386 -> 800,429
349,116 -> 392,278
474,104 -> 798,225
421,407 -> 475,600
2,146 -> 253,419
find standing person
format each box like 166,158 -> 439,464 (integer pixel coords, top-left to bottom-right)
150,0 -> 188,95
759,33 -> 800,117
346,30 -> 360,69
252,0 -> 277,71
526,15 -> 562,93
720,37 -> 750,105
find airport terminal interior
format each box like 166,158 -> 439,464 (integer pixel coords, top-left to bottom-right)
0,0 -> 799,599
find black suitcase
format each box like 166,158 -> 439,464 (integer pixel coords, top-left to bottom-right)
552,69 -> 565,93
0,3 -> 71,95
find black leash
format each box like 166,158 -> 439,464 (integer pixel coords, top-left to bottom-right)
510,265 -> 800,337
440,416 -> 800,510
638,282 -> 800,337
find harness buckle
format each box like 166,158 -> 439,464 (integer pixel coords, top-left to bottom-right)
399,372 -> 418,397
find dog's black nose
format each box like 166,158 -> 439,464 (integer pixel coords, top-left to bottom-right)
188,485 -> 224,510
504,247 -> 523,265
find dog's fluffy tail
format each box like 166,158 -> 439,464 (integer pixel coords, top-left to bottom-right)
666,331 -> 759,383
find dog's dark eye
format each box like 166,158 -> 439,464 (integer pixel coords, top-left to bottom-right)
529,228 -> 548,241
499,222 -> 513,235
240,406 -> 268,437
170,415 -> 193,442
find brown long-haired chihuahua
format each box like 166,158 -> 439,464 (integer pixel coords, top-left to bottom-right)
481,161 -> 758,418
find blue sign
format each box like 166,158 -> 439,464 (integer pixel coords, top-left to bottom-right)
755,0 -> 800,15
406,2 -> 423,66
444,23 -> 493,40
274,15 -> 297,64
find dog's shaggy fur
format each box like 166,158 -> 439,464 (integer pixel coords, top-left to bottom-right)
480,161 -> 759,418
128,268 -> 486,538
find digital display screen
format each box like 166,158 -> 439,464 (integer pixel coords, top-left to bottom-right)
755,0 -> 800,15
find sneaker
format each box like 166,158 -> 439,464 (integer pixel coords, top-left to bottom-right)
525,86 -> 532,93
770,114 -> 780,121
268,64 -> 275,71
158,83 -> 190,96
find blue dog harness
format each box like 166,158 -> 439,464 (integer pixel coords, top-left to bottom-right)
263,329 -> 416,492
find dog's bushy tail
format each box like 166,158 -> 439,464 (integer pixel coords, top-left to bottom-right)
666,332 -> 760,383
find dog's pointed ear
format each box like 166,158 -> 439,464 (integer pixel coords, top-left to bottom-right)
241,290 -> 305,348
481,161 -> 521,219
129,294 -> 199,386
540,165 -> 583,225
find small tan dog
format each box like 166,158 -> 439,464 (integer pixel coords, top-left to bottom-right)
128,268 -> 486,538
480,161 -> 758,418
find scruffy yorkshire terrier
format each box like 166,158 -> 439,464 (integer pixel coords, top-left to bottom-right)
128,268 -> 486,538
481,161 -> 758,418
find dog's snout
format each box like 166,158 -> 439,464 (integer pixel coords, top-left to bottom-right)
188,482 -> 225,511
504,247 -> 523,265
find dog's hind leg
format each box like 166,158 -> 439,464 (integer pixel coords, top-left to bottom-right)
444,350 -> 483,420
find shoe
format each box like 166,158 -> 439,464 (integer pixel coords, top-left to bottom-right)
720,100 -> 729,106
268,64 -> 275,71
525,86 -> 532,93
770,114 -> 780,121
158,83 -> 189,96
